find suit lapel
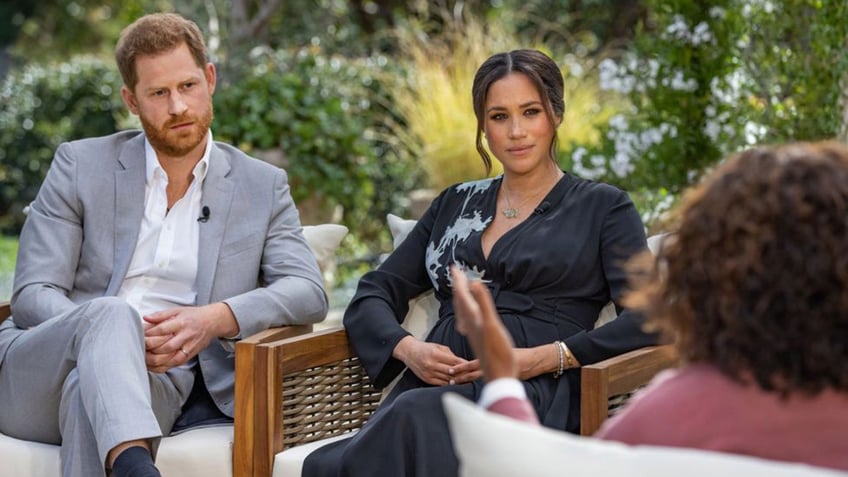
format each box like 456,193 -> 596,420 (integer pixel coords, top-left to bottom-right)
107,135 -> 146,296
196,143 -> 234,305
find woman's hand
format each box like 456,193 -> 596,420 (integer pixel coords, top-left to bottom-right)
513,345 -> 560,380
393,336 -> 473,386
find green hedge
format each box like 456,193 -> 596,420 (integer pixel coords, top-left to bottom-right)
0,56 -> 127,234
213,48 -> 422,243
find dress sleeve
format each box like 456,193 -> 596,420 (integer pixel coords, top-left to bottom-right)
563,188 -> 660,364
343,191 -> 448,388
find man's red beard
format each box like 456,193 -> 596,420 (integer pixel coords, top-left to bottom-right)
141,103 -> 214,158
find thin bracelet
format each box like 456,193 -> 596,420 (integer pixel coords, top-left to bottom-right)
561,342 -> 575,369
553,340 -> 564,378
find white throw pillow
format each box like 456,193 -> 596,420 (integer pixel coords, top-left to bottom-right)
386,213 -> 417,249
442,393 -> 842,477
302,224 -> 348,288
386,214 -> 440,339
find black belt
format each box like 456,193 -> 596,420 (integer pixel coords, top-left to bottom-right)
439,283 -> 600,326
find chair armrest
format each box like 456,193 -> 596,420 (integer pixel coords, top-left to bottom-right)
233,323 -> 313,477
580,345 -> 677,436
0,301 -> 9,322
235,326 -> 381,477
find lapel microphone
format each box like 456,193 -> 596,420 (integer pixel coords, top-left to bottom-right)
197,206 -> 211,223
533,201 -> 551,215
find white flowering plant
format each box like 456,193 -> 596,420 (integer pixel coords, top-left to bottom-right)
563,0 -> 848,230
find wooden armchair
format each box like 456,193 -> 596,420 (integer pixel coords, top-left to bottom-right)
236,324 -> 678,477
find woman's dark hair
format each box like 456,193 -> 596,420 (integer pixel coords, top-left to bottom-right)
627,141 -> 848,395
471,49 -> 564,175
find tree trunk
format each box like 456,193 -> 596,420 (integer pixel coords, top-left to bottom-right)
0,48 -> 11,82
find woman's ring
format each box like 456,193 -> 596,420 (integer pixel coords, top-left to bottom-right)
180,347 -> 189,357
449,379 -> 456,385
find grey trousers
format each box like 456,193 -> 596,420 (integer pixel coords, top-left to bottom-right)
0,297 -> 194,477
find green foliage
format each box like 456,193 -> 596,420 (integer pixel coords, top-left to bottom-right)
566,0 -> 848,228
0,56 -> 127,233
0,235 -> 17,274
0,235 -> 16,301
213,48 -> 422,244
569,1 -> 738,193
496,0 -> 647,52
6,1 -> 173,64
738,1 -> 848,143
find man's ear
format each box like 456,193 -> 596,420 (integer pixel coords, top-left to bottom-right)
121,85 -> 139,115
205,63 -> 216,95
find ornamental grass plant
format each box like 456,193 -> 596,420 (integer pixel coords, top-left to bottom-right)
388,6 -> 619,190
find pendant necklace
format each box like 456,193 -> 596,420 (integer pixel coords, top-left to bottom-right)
502,190 -> 521,219
501,180 -> 550,219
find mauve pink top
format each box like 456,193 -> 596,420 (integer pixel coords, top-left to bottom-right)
596,364 -> 848,471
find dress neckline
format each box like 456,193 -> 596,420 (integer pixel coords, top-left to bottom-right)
480,172 -> 570,261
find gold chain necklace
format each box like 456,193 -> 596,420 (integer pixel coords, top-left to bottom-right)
501,179 -> 554,219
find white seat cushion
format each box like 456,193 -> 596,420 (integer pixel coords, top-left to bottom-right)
442,393 -> 841,477
0,432 -> 59,477
156,425 -> 234,477
0,425 -> 234,477
273,432 -> 357,477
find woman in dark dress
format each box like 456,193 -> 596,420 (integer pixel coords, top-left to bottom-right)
304,49 -> 658,477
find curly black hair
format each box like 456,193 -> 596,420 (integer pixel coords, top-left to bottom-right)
626,141 -> 848,395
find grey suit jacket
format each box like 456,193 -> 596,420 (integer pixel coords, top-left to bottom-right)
0,130 -> 328,416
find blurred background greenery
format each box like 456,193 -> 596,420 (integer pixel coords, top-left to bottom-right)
1,0 -> 847,303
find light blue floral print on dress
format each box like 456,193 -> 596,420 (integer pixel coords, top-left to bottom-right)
426,177 -> 496,291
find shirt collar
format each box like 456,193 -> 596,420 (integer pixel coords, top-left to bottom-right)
143,131 -> 213,185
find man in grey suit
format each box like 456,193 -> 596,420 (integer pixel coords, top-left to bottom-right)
0,13 -> 328,477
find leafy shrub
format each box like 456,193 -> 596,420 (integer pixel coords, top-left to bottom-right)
567,0 -> 848,230
213,47 -> 422,247
0,235 -> 17,301
0,56 -> 127,234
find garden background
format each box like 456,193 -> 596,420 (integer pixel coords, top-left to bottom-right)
1,0 -> 846,306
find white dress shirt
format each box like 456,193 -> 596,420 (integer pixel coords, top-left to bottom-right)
117,133 -> 211,318
478,378 -> 528,409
